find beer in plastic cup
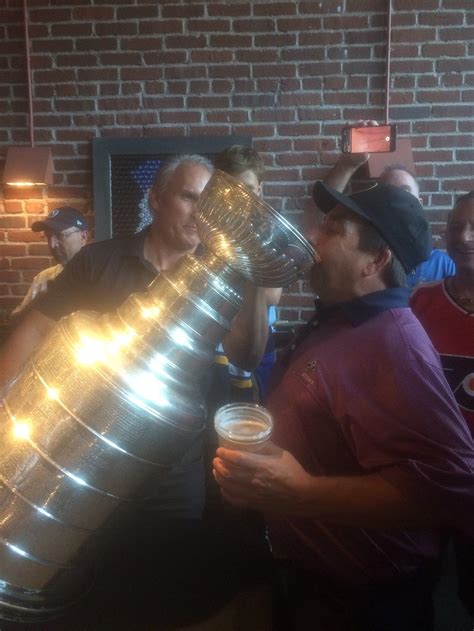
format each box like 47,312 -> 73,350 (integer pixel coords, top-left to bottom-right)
214,403 -> 273,452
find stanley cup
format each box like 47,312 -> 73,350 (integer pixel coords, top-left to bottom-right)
0,170 -> 317,622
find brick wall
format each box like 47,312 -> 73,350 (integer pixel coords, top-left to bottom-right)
1,0 -> 473,325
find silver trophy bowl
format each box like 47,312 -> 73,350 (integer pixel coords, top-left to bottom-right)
0,170 -> 317,622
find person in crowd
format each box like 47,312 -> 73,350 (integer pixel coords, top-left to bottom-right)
214,182 -> 474,630
320,121 -> 455,289
0,154 -> 271,626
411,190 -> 474,616
214,144 -> 282,401
11,206 -> 88,317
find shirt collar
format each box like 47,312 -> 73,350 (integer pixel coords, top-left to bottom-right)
126,226 -> 160,274
325,287 -> 410,327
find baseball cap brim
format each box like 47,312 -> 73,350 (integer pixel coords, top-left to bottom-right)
313,181 -> 375,223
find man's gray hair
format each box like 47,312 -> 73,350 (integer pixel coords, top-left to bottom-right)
152,154 -> 213,196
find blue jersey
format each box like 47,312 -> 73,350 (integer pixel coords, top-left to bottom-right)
407,249 -> 455,289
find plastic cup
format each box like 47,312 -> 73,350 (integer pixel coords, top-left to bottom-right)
214,403 -> 273,452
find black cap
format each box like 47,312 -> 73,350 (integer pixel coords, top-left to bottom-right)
31,206 -> 87,233
313,181 -> 431,273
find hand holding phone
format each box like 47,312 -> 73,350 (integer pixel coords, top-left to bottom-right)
342,124 -> 397,154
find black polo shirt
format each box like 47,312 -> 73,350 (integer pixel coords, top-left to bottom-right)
34,228 -> 157,319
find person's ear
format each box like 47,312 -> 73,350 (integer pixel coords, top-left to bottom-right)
149,186 -> 160,213
81,230 -> 88,245
257,182 -> 262,197
362,248 -> 392,278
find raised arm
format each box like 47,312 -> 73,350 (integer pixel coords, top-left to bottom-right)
319,120 -> 378,195
222,284 -> 271,371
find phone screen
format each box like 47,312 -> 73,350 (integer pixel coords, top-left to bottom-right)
343,125 -> 396,153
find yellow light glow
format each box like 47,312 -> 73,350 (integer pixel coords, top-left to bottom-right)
142,306 -> 160,319
13,421 -> 31,441
6,181 -> 47,187
47,387 -> 59,400
76,335 -> 106,365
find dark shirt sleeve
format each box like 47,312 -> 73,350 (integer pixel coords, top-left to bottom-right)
32,248 -> 94,321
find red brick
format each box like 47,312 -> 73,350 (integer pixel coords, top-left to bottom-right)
165,66 -> 207,80
121,67 -> 162,81
208,64 -> 250,79
188,125 -> 230,136
210,35 -> 253,48
279,93 -> 322,107
299,108 -> 340,121
51,22 -> 93,38
187,96 -> 230,108
254,110 -> 295,122
95,23 -> 138,37
120,38 -> 162,52
0,271 -> 20,282
344,29 -> 385,45
237,50 -> 279,63
32,39 -> 74,53
432,105 -> 474,117
3,202 -> 23,214
189,80 -> 210,94
116,6 -> 158,19
30,8 -> 72,22
230,93 -> 272,109
8,255 -> 47,269
139,21 -> 183,35
207,111 -> 248,124
414,121 -> 457,134
159,112 -> 202,125
144,51 -> 187,66
77,68 -> 118,82
253,64 -> 296,78
438,59 -> 473,73
7,229 -> 43,243
233,19 -> 275,33
440,27 -> 474,41
143,96 -> 185,108
299,0 -> 341,11
423,43 -> 467,57
192,50 -> 233,63
282,47 -> 326,62
278,123 -> 321,137
255,2 -> 296,15
253,33 -> 297,48
417,90 -> 462,103
188,19 -> 231,32
166,35 -> 208,49
1,243 -> 27,256
430,135 -> 473,148
232,124 -> 274,137
163,5 -> 205,18
208,3 -> 250,16
324,16 -> 368,30
100,84 -> 120,96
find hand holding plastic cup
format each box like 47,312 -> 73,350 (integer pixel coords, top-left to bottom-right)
214,402 -> 273,452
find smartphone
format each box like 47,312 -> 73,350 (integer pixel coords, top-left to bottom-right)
341,124 -> 397,154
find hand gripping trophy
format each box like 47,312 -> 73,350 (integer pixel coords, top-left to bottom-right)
0,170 -> 317,622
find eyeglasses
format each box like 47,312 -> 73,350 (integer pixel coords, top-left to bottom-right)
45,229 -> 82,244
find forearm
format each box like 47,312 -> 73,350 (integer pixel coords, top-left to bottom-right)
222,285 -> 269,370
293,472 -> 441,530
322,155 -> 363,194
0,309 -> 55,392
215,445 -> 444,530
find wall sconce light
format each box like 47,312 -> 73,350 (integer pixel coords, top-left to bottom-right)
3,146 -> 53,187
2,0 -> 53,187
